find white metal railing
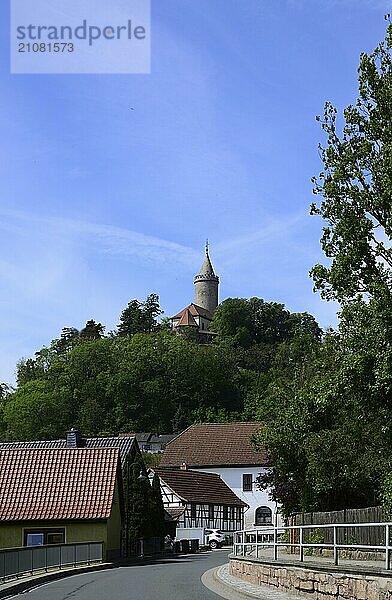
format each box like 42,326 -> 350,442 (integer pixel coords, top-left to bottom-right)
0,542 -> 103,583
233,523 -> 392,570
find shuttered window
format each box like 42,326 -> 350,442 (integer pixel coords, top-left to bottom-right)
242,473 -> 253,491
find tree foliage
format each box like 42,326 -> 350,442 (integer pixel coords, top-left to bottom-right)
253,301 -> 392,514
252,25 -> 392,515
123,455 -> 157,545
80,319 -> 105,341
211,297 -> 321,348
311,24 -> 392,303
3,331 -> 247,439
117,294 -> 163,336
151,472 -> 166,538
1,294 -> 320,445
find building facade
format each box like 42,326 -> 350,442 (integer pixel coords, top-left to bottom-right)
160,422 -> 279,530
0,447 -> 124,560
153,467 -> 246,534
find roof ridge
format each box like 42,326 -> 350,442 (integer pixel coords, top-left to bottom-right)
0,446 -> 120,453
185,421 -> 262,427
164,423 -> 194,448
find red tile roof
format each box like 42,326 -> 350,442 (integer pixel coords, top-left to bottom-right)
177,309 -> 198,327
155,468 -> 247,506
0,448 -> 119,522
171,304 -> 214,321
160,422 -> 268,468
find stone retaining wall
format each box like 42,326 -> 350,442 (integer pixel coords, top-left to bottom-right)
229,558 -> 392,600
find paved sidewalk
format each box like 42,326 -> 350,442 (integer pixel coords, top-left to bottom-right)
203,552 -> 392,600
202,563 -> 297,600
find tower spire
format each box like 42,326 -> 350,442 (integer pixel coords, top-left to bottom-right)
194,243 -> 219,314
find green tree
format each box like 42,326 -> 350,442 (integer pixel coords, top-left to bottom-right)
117,293 -> 163,337
212,297 -> 320,348
123,455 -> 156,553
143,293 -> 164,332
253,301 -> 392,514
151,472 -> 166,537
53,327 -> 80,354
0,383 -> 12,400
311,23 -> 392,304
171,404 -> 190,433
3,380 -> 73,440
210,298 -> 253,347
80,319 -> 105,341
5,300 -> 322,448
64,338 -> 117,435
0,383 -> 12,439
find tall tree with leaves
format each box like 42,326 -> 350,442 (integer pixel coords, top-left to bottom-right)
311,23 -> 392,305
267,303 -> 392,513
123,455 -> 153,554
122,456 -> 167,554
80,320 -> 105,341
117,293 -> 163,336
254,23 -> 392,514
151,472 -> 166,538
54,327 -> 80,354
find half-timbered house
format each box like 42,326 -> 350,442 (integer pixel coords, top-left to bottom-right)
152,467 -> 247,534
160,422 -> 278,529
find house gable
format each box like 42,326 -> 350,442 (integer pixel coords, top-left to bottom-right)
153,467 -> 246,532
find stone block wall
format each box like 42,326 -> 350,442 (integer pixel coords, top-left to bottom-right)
229,558 -> 392,600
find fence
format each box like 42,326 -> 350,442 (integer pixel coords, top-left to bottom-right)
127,537 -> 164,557
233,522 -> 392,570
291,507 -> 387,547
0,542 -> 103,583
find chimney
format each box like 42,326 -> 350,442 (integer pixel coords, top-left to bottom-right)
66,428 -> 83,448
180,462 -> 187,470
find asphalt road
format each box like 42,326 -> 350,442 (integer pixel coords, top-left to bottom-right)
9,550 -> 231,600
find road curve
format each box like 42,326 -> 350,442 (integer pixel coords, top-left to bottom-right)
8,550 -> 231,600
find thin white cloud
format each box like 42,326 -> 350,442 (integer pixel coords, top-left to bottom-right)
0,208 -> 309,273
0,208 -> 199,268
214,212 -> 306,259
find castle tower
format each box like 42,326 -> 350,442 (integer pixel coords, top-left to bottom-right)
194,242 -> 219,315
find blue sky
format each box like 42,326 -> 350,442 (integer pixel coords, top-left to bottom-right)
0,0 -> 391,384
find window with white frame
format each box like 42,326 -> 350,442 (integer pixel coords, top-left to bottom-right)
24,528 -> 65,546
255,506 -> 273,526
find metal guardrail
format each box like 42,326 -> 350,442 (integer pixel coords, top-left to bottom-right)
0,541 -> 103,583
233,522 -> 392,570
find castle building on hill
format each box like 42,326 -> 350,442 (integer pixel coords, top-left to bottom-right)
170,244 -> 219,340
194,246 -> 219,315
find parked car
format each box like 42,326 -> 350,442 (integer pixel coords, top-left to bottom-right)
204,529 -> 225,549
